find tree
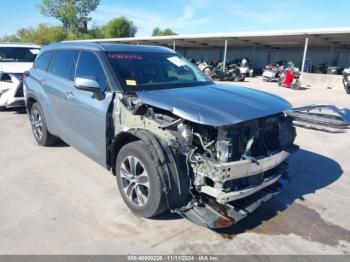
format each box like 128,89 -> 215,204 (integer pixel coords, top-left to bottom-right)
39,0 -> 101,33
152,27 -> 177,36
102,17 -> 137,38
0,35 -> 21,42
17,24 -> 67,45
1,24 -> 67,45
152,27 -> 162,36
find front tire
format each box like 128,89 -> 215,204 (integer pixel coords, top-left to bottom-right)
115,141 -> 167,218
30,103 -> 58,146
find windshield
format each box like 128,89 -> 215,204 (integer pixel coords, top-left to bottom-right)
0,47 -> 40,62
106,51 -> 212,91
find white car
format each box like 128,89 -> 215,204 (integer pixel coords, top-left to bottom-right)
0,43 -> 40,110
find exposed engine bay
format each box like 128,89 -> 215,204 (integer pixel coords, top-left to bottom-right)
116,94 -> 298,228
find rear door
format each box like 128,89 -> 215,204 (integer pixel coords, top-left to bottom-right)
61,51 -> 114,167
44,49 -> 79,139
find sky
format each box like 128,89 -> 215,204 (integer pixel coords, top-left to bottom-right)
0,0 -> 349,37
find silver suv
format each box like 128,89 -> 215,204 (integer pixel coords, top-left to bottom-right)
24,42 -> 297,229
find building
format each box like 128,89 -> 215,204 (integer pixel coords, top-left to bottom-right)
81,27 -> 350,73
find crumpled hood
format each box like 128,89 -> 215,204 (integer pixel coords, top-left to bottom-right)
0,62 -> 33,73
135,83 -> 292,126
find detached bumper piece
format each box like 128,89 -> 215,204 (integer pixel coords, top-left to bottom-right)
289,105 -> 350,133
179,179 -> 283,229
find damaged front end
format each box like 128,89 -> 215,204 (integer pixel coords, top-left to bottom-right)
116,93 -> 298,229
176,113 -> 298,228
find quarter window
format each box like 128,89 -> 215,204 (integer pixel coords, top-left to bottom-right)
76,52 -> 107,91
50,50 -> 79,80
36,51 -> 53,71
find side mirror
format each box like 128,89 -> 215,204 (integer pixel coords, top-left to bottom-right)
74,77 -> 105,100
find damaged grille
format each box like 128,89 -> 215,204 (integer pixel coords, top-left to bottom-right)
215,114 -> 295,163
223,164 -> 287,192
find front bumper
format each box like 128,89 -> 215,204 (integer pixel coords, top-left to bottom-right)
202,148 -> 293,183
180,176 -> 285,228
201,173 -> 281,203
197,147 -> 296,203
181,145 -> 298,228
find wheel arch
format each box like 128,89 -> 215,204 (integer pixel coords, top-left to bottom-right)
110,129 -> 191,209
110,131 -> 140,174
26,95 -> 39,114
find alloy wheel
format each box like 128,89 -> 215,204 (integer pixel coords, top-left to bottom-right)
120,156 -> 150,206
31,109 -> 43,141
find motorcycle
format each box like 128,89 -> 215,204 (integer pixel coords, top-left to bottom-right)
239,58 -> 254,77
262,60 -> 287,82
278,67 -> 301,89
207,62 -> 236,81
195,59 -> 245,82
226,62 -> 245,81
196,61 -> 213,76
228,58 -> 254,78
343,68 -> 350,94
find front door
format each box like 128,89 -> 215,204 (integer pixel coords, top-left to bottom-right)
61,51 -> 113,167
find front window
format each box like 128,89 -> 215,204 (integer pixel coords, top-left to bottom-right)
76,51 -> 107,91
106,51 -> 212,91
0,47 -> 40,62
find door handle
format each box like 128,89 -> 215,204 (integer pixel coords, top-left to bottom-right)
40,80 -> 47,86
64,91 -> 74,99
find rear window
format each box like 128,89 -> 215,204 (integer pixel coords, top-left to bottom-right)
36,51 -> 53,71
50,50 -> 79,80
0,47 -> 40,62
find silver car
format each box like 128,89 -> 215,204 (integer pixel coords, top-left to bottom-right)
24,42 -> 297,229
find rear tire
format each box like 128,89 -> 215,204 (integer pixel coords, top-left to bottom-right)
115,141 -> 167,218
29,103 -> 58,146
278,78 -> 283,86
292,80 -> 301,90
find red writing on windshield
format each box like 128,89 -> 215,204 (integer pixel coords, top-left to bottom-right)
108,54 -> 143,60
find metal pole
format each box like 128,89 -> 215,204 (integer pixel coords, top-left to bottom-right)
329,44 -> 334,64
223,39 -> 228,72
173,40 -> 176,51
301,36 -> 309,74
252,46 -> 256,66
